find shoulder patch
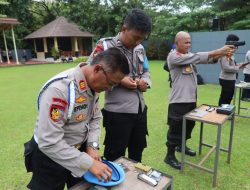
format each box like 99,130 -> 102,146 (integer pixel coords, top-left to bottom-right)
52,97 -> 68,107
50,104 -> 65,122
94,43 -> 104,54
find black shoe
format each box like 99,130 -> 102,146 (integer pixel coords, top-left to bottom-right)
164,154 -> 181,170
176,146 -> 196,157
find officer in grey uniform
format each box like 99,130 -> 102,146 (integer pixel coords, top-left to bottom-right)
218,34 -> 246,106
164,31 -> 234,170
242,50 -> 250,99
88,9 -> 152,162
24,48 -> 129,190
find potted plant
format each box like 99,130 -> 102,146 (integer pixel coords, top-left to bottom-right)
51,46 -> 59,60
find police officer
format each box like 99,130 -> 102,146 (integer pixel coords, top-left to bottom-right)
88,9 -> 152,162
218,34 -> 246,106
242,50 -> 250,99
24,48 -> 129,190
165,31 -> 233,170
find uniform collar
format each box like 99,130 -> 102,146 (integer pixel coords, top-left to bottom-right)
114,33 -> 124,49
115,33 -> 136,54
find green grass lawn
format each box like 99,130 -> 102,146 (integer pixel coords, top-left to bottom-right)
0,61 -> 250,190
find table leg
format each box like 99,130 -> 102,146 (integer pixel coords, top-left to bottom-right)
199,122 -> 204,155
181,117 -> 186,173
167,179 -> 173,190
238,88 -> 242,115
227,113 -> 235,164
213,125 -> 222,187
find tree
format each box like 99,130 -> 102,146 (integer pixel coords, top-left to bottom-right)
211,0 -> 250,30
0,0 -> 9,17
30,0 -> 62,25
0,0 -> 35,48
167,0 -> 214,13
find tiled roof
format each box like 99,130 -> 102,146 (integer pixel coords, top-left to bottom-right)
24,16 -> 94,39
0,17 -> 20,30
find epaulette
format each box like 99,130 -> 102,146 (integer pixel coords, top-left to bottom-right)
97,37 -> 113,50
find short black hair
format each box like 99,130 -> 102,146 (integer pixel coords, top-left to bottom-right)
91,48 -> 129,75
123,9 -> 152,33
226,34 -> 239,42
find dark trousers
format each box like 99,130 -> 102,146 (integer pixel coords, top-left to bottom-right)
166,103 -> 196,149
26,137 -> 84,190
102,106 -> 148,162
218,78 -> 236,106
242,74 -> 250,98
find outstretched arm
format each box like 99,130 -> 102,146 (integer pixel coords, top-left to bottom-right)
208,45 -> 234,59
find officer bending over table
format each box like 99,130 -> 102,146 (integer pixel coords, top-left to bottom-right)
164,31 -> 234,170
24,48 -> 129,190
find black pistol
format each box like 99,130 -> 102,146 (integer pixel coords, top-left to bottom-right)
225,41 -> 245,47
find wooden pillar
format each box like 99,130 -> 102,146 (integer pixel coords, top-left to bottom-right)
54,37 -> 58,49
33,39 -> 37,52
74,37 -> 79,57
79,38 -> 83,51
11,25 -> 19,64
74,37 -> 79,51
2,30 -> 10,64
43,38 -> 48,52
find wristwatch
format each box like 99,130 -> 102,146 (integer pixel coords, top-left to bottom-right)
87,142 -> 99,150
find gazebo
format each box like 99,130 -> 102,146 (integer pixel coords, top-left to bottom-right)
24,16 -> 95,60
0,17 -> 21,64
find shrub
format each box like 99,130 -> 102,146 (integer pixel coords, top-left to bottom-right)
158,41 -> 171,60
146,40 -> 158,60
74,56 -> 89,63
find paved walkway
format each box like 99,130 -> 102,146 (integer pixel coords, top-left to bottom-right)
0,60 -> 53,67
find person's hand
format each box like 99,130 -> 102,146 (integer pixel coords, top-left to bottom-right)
89,160 -> 112,182
120,76 -> 137,89
86,147 -> 101,161
137,79 -> 148,92
219,45 -> 235,57
239,63 -> 246,69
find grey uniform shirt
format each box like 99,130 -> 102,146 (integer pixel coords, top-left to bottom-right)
88,34 -> 152,113
168,50 -> 210,104
243,50 -> 250,74
34,63 -> 102,177
219,56 -> 240,80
